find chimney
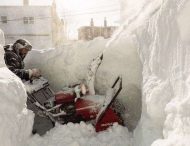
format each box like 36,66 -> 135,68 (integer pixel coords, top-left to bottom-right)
23,0 -> 29,6
104,17 -> 107,27
90,18 -> 94,27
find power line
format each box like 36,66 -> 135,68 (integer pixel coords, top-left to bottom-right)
0,8 -> 120,23
61,9 -> 120,17
0,16 -> 52,22
63,4 -> 120,14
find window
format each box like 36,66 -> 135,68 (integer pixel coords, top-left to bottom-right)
23,17 -> 28,24
29,17 -> 34,24
23,17 -> 34,24
1,16 -> 7,23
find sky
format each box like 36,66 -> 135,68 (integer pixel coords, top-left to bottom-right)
0,0 -> 120,39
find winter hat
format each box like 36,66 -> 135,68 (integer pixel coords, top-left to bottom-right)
13,39 -> 32,51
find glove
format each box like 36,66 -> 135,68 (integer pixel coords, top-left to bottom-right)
29,68 -> 41,78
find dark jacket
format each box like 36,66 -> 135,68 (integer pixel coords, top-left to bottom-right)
4,44 -> 30,80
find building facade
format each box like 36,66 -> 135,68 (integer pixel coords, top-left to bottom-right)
0,0 -> 64,49
78,18 -> 118,41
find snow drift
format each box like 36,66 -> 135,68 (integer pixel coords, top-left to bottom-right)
0,67 -> 34,146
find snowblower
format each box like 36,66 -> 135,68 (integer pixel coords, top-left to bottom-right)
25,54 -> 124,132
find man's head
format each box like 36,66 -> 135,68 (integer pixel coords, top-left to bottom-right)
13,39 -> 32,58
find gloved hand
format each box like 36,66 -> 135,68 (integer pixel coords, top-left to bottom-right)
32,68 -> 41,78
29,68 -> 41,79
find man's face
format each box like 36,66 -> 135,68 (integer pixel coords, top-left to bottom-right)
19,48 -> 29,58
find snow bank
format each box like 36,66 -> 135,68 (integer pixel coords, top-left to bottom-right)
0,30 -> 33,146
118,0 -> 190,146
25,37 -> 142,130
27,122 -> 132,146
0,67 -> 34,146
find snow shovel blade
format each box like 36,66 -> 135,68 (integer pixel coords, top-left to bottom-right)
95,76 -> 122,124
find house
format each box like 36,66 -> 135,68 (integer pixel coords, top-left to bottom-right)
0,0 -> 65,49
78,18 -> 118,41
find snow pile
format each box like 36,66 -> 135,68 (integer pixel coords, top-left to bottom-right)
0,67 -> 34,146
25,37 -> 142,130
0,30 -> 34,146
117,0 -> 190,145
27,122 -> 132,146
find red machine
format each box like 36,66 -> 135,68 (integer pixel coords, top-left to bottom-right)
26,76 -> 124,132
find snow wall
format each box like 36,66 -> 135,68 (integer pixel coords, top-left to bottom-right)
25,36 -> 142,130
117,0 -> 190,146
0,29 -> 34,146
1,0 -> 190,145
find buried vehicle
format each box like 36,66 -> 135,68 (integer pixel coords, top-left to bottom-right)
24,54 -> 125,132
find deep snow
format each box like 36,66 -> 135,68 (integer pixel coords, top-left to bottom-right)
27,122 -> 132,146
123,0 -> 190,146
0,39 -> 133,146
0,0 -> 190,146
0,67 -> 34,146
25,36 -> 142,130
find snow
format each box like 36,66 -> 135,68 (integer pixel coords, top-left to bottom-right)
26,122 -> 132,146
24,77 -> 49,94
120,0 -> 190,146
25,36 -> 142,130
86,53 -> 103,95
0,27 -> 137,146
0,0 -> 190,145
0,67 -> 34,146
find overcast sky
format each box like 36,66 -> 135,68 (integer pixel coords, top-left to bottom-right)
0,0 -> 120,39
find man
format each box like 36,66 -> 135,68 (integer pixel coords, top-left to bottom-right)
4,39 -> 41,80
